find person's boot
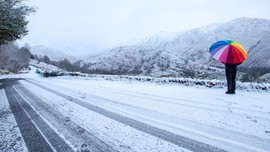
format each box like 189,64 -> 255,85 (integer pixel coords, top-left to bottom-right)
226,90 -> 235,94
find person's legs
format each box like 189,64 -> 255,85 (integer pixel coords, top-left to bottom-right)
231,68 -> 237,93
225,64 -> 238,94
225,67 -> 233,93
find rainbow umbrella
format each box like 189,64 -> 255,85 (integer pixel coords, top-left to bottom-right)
209,40 -> 248,64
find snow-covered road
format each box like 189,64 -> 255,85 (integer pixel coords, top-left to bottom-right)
1,72 -> 270,152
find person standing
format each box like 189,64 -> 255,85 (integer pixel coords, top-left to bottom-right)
224,63 -> 241,94
209,40 -> 247,95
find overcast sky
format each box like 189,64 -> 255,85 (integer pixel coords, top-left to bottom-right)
19,0 -> 270,55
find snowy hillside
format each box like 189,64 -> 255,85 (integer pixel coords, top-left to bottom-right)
138,17 -> 270,67
78,17 -> 270,78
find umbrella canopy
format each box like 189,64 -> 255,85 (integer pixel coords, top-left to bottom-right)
209,40 -> 248,64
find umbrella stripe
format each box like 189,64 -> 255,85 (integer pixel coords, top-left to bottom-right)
209,41 -> 229,53
233,46 -> 246,64
210,41 -> 227,48
213,45 -> 228,60
218,45 -> 230,62
231,42 -> 248,58
226,40 -> 234,44
226,45 -> 234,64
231,41 -> 245,50
231,46 -> 241,64
210,44 -> 227,56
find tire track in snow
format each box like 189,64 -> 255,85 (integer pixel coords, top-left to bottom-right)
26,80 -> 227,152
32,79 -> 270,121
14,82 -> 118,152
25,79 -> 270,152
86,83 -> 270,119
4,80 -> 72,152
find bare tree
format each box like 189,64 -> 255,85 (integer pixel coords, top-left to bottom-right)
157,54 -> 170,76
0,43 -> 31,73
40,55 -> 51,64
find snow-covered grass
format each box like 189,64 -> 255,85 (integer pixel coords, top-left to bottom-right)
1,67 -> 270,151
59,74 -> 270,91
29,60 -> 270,92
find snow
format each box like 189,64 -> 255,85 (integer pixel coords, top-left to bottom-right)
1,68 -> 270,151
0,88 -> 27,152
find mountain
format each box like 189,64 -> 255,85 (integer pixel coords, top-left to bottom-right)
76,17 -> 270,78
136,17 -> 270,67
30,45 -> 78,62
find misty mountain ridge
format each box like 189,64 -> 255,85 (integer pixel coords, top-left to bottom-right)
30,45 -> 78,62
73,17 -> 270,79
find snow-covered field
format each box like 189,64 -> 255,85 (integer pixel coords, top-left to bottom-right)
1,68 -> 270,152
